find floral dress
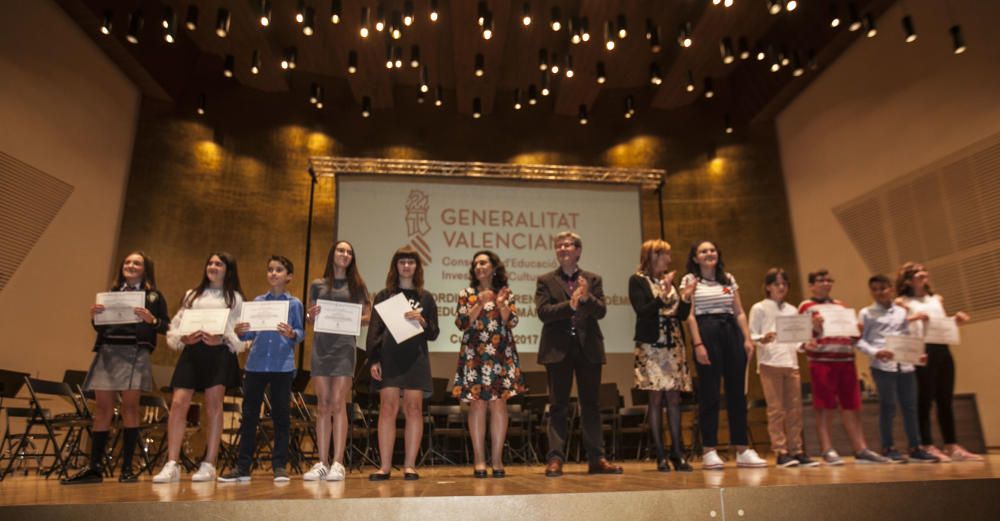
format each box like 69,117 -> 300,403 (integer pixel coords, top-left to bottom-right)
451,287 -> 526,401
634,275 -> 693,392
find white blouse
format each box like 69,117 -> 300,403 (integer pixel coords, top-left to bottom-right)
167,288 -> 247,354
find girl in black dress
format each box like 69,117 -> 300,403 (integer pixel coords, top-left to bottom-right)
367,246 -> 439,481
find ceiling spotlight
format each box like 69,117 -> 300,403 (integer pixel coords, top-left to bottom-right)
216,8 -> 230,38
197,93 -> 206,115
420,65 -> 429,92
617,14 -> 627,39
564,55 -> 574,78
435,84 -> 444,106
738,36 -> 750,60
785,0 -> 798,12
604,21 -> 616,50
550,52 -> 560,74
704,77 -> 714,98
223,55 -> 235,77
100,9 -> 112,35
650,62 -> 663,85
259,1 -> 271,27
830,3 -> 841,28
185,5 -> 198,31
902,15 -> 917,43
251,50 -> 261,74
756,42 -> 766,61
482,11 -> 494,39
473,97 -> 482,119
330,0 -> 341,24
403,1 -> 414,26
724,114 -> 733,134
522,2 -> 532,26
474,53 -> 485,77
769,45 -> 781,72
720,37 -> 735,64
362,96 -> 372,118
360,6 -> 371,37
550,6 -> 561,31
314,87 -> 324,109
393,46 -> 403,68
309,83 -> 320,104
570,16 -> 581,44
848,4 -> 862,32
514,88 -> 523,110
390,10 -> 402,39
767,0 -> 782,15
780,46 -> 790,66
375,5 -> 385,32
540,71 -> 551,96
528,84 -> 538,105
950,25 -> 966,54
416,90 -> 425,104
163,8 -> 177,43
596,61 -> 606,84
686,70 -> 695,92
430,0 -> 439,22
578,104 -> 588,125
347,50 -> 358,74
296,1 -> 305,23
791,52 -> 805,76
678,22 -> 693,48
126,9 -> 143,44
624,95 -> 635,119
864,13 -> 877,38
477,1 -> 487,26
410,45 -> 420,68
648,21 -> 662,53
580,17 -> 591,42
539,48 -> 549,71
162,6 -> 174,29
303,7 -> 315,35
281,47 -> 297,70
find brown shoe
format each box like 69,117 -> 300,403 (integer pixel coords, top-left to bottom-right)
544,458 -> 563,478
588,458 -> 623,475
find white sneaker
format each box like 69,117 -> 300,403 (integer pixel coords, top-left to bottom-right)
326,461 -> 346,482
191,462 -> 217,482
152,460 -> 181,483
303,462 -> 329,481
736,448 -> 768,468
702,450 -> 725,470
823,449 -> 845,466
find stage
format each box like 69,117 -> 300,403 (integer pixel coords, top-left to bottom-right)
2,458 -> 999,520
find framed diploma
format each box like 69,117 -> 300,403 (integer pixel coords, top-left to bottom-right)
886,335 -> 926,366
923,317 -> 961,346
373,293 -> 423,344
239,301 -> 289,332
94,291 -> 146,325
177,308 -> 230,335
815,306 -> 859,338
775,315 -> 813,343
314,299 -> 363,336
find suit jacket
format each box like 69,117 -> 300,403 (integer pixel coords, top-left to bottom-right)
535,268 -> 607,365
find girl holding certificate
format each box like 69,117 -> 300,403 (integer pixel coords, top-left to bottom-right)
895,262 -> 981,462
628,240 -> 693,472
153,252 -> 246,483
302,241 -> 371,482
680,240 -> 766,469
62,251 -> 169,485
451,250 -> 526,478
366,246 -> 439,481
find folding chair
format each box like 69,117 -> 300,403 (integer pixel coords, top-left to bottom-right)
2,377 -> 92,479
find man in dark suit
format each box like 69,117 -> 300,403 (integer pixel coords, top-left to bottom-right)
535,231 -> 622,477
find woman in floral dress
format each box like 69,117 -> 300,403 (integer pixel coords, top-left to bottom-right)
452,250 -> 526,478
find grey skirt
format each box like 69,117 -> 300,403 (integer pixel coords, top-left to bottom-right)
310,333 -> 356,377
83,344 -> 154,392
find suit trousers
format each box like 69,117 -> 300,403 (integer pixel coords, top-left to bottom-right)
545,344 -> 605,464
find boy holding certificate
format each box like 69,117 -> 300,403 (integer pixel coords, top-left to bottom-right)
856,275 -> 938,463
219,256 -> 304,483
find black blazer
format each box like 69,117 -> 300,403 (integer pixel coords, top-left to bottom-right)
535,269 -> 607,365
628,274 -> 690,344
91,288 -> 170,352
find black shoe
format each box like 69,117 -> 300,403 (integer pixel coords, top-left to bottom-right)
368,471 -> 391,481
656,459 -> 671,472
404,471 -> 420,481
118,468 -> 139,483
473,469 -> 488,478
492,469 -> 506,478
669,453 -> 693,472
61,467 -> 103,485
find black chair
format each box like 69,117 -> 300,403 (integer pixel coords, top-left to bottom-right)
61,370 -> 89,390
2,377 -> 92,479
630,387 -> 650,406
746,398 -> 769,453
521,371 -> 548,396
597,383 -> 622,460
505,402 -> 539,464
617,406 -> 649,460
422,404 -> 468,466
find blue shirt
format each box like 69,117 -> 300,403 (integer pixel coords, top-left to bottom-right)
239,292 -> 304,373
856,302 -> 914,373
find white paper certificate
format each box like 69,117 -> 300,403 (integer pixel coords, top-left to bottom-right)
240,301 -> 289,332
94,292 -> 146,325
775,315 -> 814,343
178,308 -> 230,335
923,317 -> 961,346
815,306 -> 859,338
314,299 -> 363,336
373,293 -> 423,344
886,335 -> 926,366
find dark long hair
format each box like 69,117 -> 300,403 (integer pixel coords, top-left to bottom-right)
184,252 -> 244,308
467,250 -> 508,291
385,246 -> 424,292
112,251 -> 157,291
685,240 -> 732,286
324,240 -> 369,304
895,261 -> 933,298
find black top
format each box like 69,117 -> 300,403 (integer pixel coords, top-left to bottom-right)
366,288 -> 439,373
628,273 -> 690,344
91,288 -> 170,352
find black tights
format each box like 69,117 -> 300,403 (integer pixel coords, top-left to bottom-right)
648,390 -> 684,460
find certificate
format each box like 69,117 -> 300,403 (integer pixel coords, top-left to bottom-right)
314,299 -> 363,336
815,306 -> 859,338
775,315 -> 813,343
239,301 -> 289,332
923,317 -> 961,345
373,293 -> 423,344
94,291 -> 145,325
177,308 -> 230,335
886,335 -> 926,366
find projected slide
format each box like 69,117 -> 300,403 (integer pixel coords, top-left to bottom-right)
336,176 -> 642,354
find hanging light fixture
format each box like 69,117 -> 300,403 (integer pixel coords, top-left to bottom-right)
100,9 -> 113,35
259,1 -> 272,27
678,22 -> 693,48
362,96 -> 372,118
430,0 -> 439,22
596,61 -> 606,84
564,54 -> 574,78
864,13 -> 877,38
360,6 -> 371,37
522,2 -> 532,26
473,97 -> 482,119
902,14 -> 917,43
184,5 -> 198,31
624,95 -> 635,119
223,55 -> 235,78
650,62 -> 663,85
330,0 -> 341,24
539,48 -> 549,71
303,7 -> 316,35
347,50 -> 358,74
704,77 -> 715,98
550,6 -> 562,31
163,7 -> 177,43
686,70 -> 696,92
197,93 -> 206,115
410,45 -> 421,68
528,84 -> 538,105
604,21 -> 616,50
578,105 -> 588,125
434,84 -> 444,106
251,50 -> 261,74
126,9 -> 143,44
513,88 -> 523,110
617,14 -> 627,39
474,53 -> 485,77
403,1 -> 414,26
950,25 -> 966,54
215,8 -> 230,38
720,37 -> 735,64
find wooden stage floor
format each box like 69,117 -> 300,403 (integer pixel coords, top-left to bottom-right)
3,457 -> 1000,520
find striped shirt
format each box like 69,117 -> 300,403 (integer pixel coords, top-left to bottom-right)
680,273 -> 738,315
798,298 -> 855,363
